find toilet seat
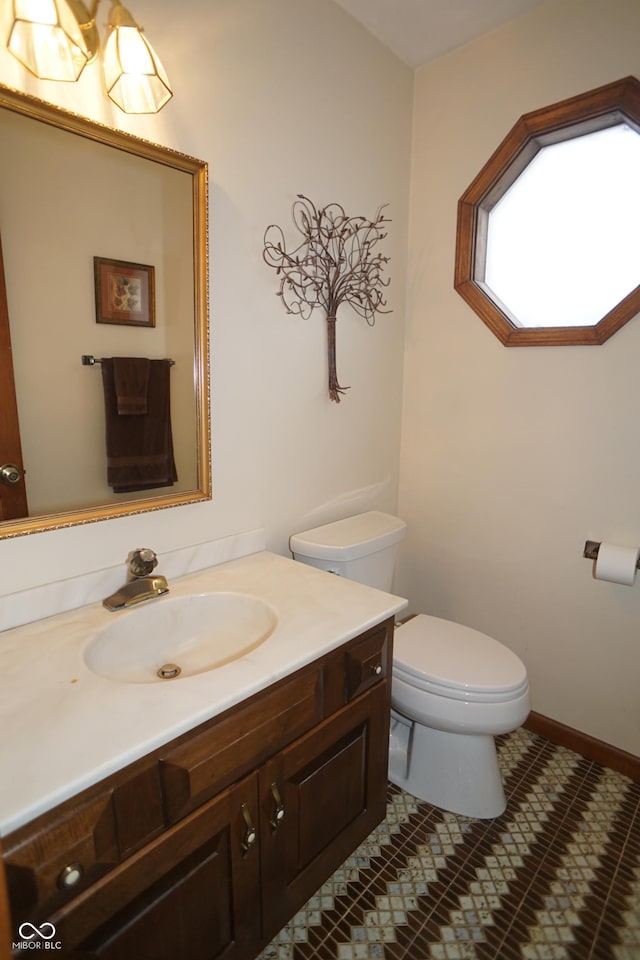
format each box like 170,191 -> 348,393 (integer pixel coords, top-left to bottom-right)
394,614 -> 528,704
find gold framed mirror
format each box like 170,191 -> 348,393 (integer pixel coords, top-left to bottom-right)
0,84 -> 210,538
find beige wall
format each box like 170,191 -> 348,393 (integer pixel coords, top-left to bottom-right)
398,0 -> 640,754
0,3 -> 412,586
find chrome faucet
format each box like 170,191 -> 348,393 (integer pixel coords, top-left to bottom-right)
103,548 -> 169,611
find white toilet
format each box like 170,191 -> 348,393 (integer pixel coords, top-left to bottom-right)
290,511 -> 530,819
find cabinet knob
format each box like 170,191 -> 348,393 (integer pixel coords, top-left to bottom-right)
240,803 -> 257,853
57,862 -> 84,890
269,782 -> 285,830
371,663 -> 383,676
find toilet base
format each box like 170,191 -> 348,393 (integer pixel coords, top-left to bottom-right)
389,713 -> 507,819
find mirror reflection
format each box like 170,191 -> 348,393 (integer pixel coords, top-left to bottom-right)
0,85 -> 210,538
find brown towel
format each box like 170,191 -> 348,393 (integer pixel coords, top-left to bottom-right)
101,358 -> 177,493
112,357 -> 149,415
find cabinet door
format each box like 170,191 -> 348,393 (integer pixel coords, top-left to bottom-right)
54,773 -> 261,960
260,681 -> 389,938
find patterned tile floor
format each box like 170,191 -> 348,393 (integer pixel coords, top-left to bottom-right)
259,728 -> 640,960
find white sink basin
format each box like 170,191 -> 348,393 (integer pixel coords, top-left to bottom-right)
84,592 -> 278,684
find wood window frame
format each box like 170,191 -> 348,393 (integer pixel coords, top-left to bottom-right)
454,76 -> 640,346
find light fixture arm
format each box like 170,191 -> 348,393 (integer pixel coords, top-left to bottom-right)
66,0 -> 101,61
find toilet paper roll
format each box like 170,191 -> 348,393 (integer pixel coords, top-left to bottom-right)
594,542 -> 640,586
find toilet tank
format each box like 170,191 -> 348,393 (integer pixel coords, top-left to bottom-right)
289,511 -> 407,592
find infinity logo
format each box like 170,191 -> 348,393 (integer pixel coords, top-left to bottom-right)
18,922 -> 57,940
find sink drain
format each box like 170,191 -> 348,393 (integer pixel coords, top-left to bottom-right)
157,663 -> 182,679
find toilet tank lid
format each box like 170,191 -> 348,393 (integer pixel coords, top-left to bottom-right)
289,511 -> 407,561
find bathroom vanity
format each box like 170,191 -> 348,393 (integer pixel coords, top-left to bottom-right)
0,551 -> 406,958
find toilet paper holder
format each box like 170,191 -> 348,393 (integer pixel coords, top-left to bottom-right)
583,539 -> 640,570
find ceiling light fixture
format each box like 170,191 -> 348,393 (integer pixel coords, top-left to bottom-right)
6,0 -> 173,114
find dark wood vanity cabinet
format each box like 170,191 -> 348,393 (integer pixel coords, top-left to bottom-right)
3,619 -> 392,960
260,681 -> 388,935
61,773 -> 262,960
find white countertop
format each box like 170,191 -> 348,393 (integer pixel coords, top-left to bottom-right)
0,551 -> 407,836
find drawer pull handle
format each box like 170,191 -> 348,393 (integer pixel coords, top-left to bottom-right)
240,803 -> 257,853
371,664 -> 383,676
57,862 -> 84,890
269,782 -> 285,830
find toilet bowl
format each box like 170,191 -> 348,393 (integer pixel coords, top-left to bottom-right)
289,511 -> 530,819
389,614 -> 529,817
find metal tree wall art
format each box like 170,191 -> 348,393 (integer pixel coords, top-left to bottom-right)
263,195 -> 391,402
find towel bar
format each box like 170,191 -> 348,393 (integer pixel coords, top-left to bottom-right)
81,354 -> 175,366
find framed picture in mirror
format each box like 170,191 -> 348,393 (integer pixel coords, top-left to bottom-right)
94,257 -> 156,327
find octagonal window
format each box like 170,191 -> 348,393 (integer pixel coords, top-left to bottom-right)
485,124 -> 640,329
455,77 -> 640,345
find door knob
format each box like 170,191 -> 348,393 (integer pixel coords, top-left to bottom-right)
0,464 -> 22,485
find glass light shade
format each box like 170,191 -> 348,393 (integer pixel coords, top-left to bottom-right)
7,0 -> 90,81
103,6 -> 172,114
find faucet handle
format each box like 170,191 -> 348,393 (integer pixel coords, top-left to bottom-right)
128,548 -> 158,579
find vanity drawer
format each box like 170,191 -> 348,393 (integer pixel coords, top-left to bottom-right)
160,666 -> 323,823
344,622 -> 391,701
4,764 -> 165,920
4,791 -> 119,920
